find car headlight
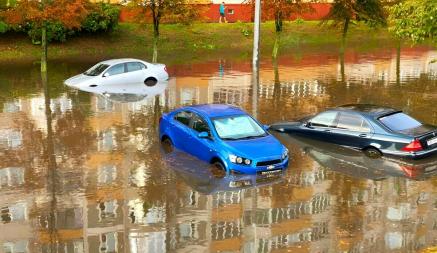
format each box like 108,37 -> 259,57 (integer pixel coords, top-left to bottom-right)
229,154 -> 252,166
282,148 -> 289,160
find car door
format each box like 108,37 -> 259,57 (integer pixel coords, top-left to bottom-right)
170,111 -> 193,152
125,62 -> 148,85
305,111 -> 340,143
331,112 -> 373,148
101,63 -> 127,86
186,113 -> 216,162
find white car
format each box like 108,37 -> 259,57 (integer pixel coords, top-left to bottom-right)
64,58 -> 169,88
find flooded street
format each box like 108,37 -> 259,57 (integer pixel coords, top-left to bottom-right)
0,45 -> 436,252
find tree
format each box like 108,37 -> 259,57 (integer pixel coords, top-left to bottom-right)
389,0 -> 437,44
322,0 -> 387,47
2,0 -> 88,72
129,0 -> 199,62
247,0 -> 313,59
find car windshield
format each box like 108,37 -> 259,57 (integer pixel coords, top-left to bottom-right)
212,115 -> 266,140
84,64 -> 109,76
379,112 -> 422,131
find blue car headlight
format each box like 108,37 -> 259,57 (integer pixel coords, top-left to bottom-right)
229,154 -> 252,165
282,148 -> 289,160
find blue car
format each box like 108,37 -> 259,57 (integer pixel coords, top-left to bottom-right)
159,104 -> 289,175
270,104 -> 437,159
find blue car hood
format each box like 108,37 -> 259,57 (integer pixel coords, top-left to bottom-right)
222,135 -> 284,160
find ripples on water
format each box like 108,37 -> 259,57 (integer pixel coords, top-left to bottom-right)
0,46 -> 436,252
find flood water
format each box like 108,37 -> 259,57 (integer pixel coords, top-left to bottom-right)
0,44 -> 436,253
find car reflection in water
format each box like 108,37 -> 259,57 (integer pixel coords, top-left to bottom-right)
66,80 -> 169,103
274,134 -> 437,181
161,146 -> 285,194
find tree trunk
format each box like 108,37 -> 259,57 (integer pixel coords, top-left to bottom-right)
340,17 -> 349,54
41,23 -> 47,73
396,41 -> 401,85
272,31 -> 281,60
275,11 -> 283,33
152,36 -> 158,63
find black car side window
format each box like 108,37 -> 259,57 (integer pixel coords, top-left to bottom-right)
174,111 -> 192,126
191,114 -> 210,133
310,111 -> 338,127
337,112 -> 371,132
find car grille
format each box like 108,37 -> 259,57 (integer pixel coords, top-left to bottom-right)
256,159 -> 282,167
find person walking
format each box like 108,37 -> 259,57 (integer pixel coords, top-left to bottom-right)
219,2 -> 227,23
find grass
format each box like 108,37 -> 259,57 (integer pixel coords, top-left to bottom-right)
0,21 -> 406,65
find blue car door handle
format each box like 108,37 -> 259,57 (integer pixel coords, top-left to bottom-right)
324,129 -> 331,132
359,134 -> 367,138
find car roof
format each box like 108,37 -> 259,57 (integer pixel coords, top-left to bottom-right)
182,104 -> 246,118
99,58 -> 147,65
333,104 -> 400,117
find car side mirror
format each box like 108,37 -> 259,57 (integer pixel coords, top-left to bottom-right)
198,131 -> 210,139
304,121 -> 311,128
263,125 -> 269,131
102,72 -> 109,77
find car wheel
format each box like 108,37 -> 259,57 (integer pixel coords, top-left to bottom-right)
144,77 -> 157,87
363,147 -> 382,159
210,161 -> 226,178
161,138 -> 174,154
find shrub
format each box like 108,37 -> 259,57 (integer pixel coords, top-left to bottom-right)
294,18 -> 304,25
26,21 -> 75,44
0,21 -> 7,33
82,3 -> 120,32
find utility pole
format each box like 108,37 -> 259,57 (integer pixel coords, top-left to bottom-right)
252,0 -> 261,119
252,0 -> 261,70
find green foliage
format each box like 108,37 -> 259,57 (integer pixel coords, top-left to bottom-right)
82,3 -> 120,32
389,0 -> 437,43
294,17 -> 304,25
1,3 -> 120,42
0,21 -> 8,33
0,0 -> 7,9
322,0 -> 387,36
27,21 -> 74,44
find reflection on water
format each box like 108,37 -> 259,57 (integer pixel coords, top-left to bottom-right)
0,45 -> 436,252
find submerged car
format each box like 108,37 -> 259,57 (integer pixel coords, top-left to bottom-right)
159,104 -> 289,175
64,58 -> 169,88
270,104 -> 437,159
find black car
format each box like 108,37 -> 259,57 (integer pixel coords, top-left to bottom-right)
274,134 -> 437,181
270,104 -> 437,159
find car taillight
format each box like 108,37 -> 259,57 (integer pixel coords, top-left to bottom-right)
401,139 -> 423,152
159,117 -> 162,124
164,66 -> 168,73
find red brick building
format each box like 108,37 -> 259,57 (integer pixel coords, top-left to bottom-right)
120,0 -> 332,23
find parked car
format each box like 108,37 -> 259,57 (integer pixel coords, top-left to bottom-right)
64,58 -> 169,88
274,133 -> 437,181
270,104 -> 437,159
159,104 -> 289,175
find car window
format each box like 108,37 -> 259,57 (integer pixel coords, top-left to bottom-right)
84,64 -> 109,76
126,62 -> 146,72
337,112 -> 371,132
191,114 -> 210,133
310,111 -> 338,127
379,112 -> 422,131
174,111 -> 192,126
105,63 -> 125,76
212,115 -> 266,140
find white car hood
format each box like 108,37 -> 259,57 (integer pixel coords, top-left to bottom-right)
64,74 -> 97,87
